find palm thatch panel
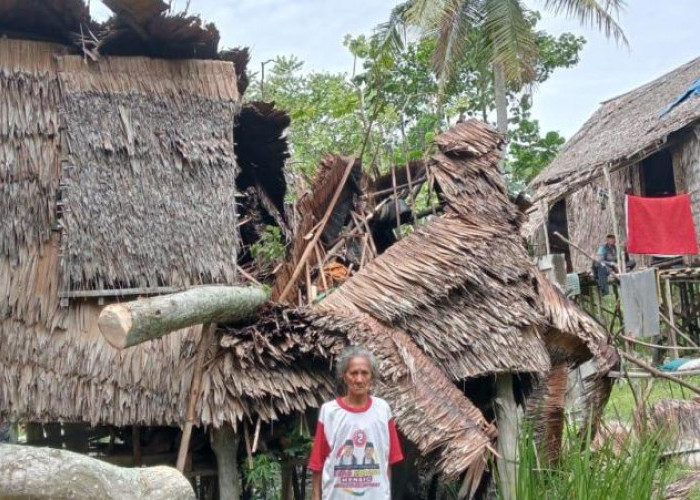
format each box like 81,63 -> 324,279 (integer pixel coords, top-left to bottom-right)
57,55 -> 241,290
271,155 -> 360,301
528,56 -> 700,214
0,39 -> 64,263
431,120 -> 519,226
317,214 -> 550,379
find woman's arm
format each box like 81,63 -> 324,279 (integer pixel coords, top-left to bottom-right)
312,471 -> 322,500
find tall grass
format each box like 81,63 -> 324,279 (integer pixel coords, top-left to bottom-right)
509,424 -> 671,500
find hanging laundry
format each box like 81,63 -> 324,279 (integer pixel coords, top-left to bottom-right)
626,194 -> 699,255
619,268 -> 660,338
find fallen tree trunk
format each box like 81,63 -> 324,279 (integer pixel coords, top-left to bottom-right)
98,285 -> 268,349
0,444 -> 195,500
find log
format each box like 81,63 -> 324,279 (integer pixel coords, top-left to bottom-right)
98,285 -> 267,349
0,444 -> 195,500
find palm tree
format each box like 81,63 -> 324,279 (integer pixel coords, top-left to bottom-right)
379,0 -> 626,135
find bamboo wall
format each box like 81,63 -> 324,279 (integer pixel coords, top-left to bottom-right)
566,166 -> 633,272
672,125 -> 700,258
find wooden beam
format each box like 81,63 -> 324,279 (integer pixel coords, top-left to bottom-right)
620,352 -> 700,395
602,164 -> 624,275
176,323 -> 217,472
665,278 -> 680,359
98,286 -> 267,349
277,157 -> 356,303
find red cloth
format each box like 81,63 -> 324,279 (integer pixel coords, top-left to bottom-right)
626,194 -> 699,255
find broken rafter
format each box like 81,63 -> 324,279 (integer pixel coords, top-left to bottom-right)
277,157 -> 357,303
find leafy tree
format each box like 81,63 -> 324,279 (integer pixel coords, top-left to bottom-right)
247,14 -> 585,189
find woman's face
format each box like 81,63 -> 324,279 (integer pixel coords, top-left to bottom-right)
343,356 -> 372,398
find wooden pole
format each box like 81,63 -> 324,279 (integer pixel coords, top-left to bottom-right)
541,199 -> 551,255
665,278 -> 680,359
602,165 -> 625,274
176,322 -> 217,472
211,426 -> 241,500
495,374 -> 518,500
660,311 -> 700,348
391,163 -> 402,240
132,426 -> 142,467
277,157 -> 357,303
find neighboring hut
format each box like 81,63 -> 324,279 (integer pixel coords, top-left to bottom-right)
526,56 -> 700,272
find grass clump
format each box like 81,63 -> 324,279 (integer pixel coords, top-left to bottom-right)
510,424 -> 671,500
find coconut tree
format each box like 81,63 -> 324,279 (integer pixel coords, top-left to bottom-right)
379,0 -> 627,135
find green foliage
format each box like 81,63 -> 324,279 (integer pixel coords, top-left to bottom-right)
244,453 -> 281,499
249,13 -> 584,189
250,225 -> 285,264
509,423 -> 671,500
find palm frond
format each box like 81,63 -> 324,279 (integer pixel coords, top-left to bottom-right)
542,0 -> 628,45
483,0 -> 538,84
404,0 -> 445,30
430,0 -> 479,94
373,1 -> 412,56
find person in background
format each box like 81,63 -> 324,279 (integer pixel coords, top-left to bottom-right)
309,346 -> 403,500
596,234 -> 636,273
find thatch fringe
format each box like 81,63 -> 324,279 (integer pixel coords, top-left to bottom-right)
525,363 -> 568,463
98,1 -> 220,60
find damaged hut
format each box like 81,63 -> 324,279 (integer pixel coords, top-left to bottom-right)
526,56 -> 700,273
259,120 -> 617,497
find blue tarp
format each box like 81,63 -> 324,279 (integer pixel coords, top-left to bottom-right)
660,77 -> 700,117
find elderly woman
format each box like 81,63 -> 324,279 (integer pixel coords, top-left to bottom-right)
309,346 -> 403,500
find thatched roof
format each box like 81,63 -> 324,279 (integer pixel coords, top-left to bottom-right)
316,214 -> 550,380
0,0 -> 227,61
528,56 -> 700,212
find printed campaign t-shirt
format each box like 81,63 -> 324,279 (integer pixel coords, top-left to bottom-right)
308,396 -> 403,500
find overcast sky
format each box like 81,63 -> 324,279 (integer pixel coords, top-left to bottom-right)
91,1 -> 700,138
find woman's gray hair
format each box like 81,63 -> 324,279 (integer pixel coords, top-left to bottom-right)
335,345 -> 378,383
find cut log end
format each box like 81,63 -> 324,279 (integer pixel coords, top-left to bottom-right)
98,303 -> 132,350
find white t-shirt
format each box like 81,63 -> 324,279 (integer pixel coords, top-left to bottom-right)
309,397 -> 403,500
